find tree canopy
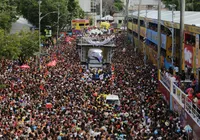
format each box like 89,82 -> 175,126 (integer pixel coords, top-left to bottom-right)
0,0 -> 19,31
162,0 -> 200,11
0,29 -> 39,62
17,0 -> 85,34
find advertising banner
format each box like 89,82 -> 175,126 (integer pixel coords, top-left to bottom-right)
146,29 -> 167,50
184,44 -> 193,67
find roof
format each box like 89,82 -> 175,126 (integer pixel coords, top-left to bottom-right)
101,15 -> 114,20
106,95 -> 119,100
129,10 -> 200,27
128,0 -> 163,6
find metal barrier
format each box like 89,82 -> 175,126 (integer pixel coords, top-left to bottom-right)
172,83 -> 186,108
160,72 -> 171,90
185,97 -> 200,126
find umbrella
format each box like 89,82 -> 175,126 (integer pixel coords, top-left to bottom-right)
47,60 -> 57,67
93,92 -> 98,97
46,103 -> 53,109
20,64 -> 30,69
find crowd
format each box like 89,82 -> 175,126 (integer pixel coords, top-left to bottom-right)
0,33 -> 188,139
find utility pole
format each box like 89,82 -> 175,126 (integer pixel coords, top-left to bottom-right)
144,6 -> 147,65
157,0 -> 161,70
93,0 -> 96,26
125,0 -> 129,42
123,0 -> 129,47
169,4 -> 176,66
180,0 -> 185,71
38,0 -> 42,68
57,4 -> 60,43
136,0 -> 142,55
100,0 -> 102,20
132,7 -> 134,47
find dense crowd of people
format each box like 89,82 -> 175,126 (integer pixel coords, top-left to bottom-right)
0,33 -> 189,139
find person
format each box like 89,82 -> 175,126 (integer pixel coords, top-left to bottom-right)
0,33 -> 188,139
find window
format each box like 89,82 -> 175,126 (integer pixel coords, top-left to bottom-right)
119,20 -> 122,24
79,24 -> 84,26
185,33 -> 195,46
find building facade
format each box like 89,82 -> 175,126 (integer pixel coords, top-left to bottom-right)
123,0 -> 165,11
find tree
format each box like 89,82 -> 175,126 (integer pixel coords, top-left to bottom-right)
0,0 -> 19,31
18,30 -> 39,63
0,29 -> 21,59
162,0 -> 200,11
0,29 -> 39,62
96,0 -> 124,16
17,0 -> 85,34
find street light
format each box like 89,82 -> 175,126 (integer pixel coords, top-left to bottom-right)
57,4 -> 60,43
144,7 -> 148,65
38,0 -> 57,67
169,4 -> 176,66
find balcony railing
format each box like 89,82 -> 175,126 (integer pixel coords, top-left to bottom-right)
159,70 -> 200,127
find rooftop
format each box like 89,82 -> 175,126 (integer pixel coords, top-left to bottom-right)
130,10 -> 200,27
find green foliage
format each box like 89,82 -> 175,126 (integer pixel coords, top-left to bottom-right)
17,0 -> 85,34
162,0 -> 200,11
0,29 -> 39,61
0,0 -> 19,31
18,30 -> 39,62
0,29 -> 21,59
89,18 -> 93,26
114,0 -> 123,11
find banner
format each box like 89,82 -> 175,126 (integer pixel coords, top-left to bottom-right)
83,35 -> 115,46
184,44 -> 193,67
146,29 -> 167,49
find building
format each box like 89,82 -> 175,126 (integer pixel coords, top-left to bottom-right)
78,0 -> 91,12
78,0 -> 97,25
127,10 -> 200,139
123,0 -> 165,11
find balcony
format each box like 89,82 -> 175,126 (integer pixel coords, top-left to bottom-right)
159,70 -> 200,127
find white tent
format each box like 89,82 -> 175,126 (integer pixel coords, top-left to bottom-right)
101,15 -> 114,21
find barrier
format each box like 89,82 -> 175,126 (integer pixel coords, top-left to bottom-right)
159,70 -> 200,127
160,72 -> 171,91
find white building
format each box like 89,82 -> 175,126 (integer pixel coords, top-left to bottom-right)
123,0 -> 165,11
78,0 -> 97,13
78,0 -> 91,12
78,0 -> 97,25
